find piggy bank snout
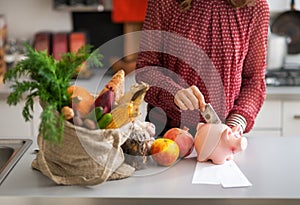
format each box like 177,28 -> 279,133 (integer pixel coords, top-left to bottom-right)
233,136 -> 248,153
240,136 -> 248,151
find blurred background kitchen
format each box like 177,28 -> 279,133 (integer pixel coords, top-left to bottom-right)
0,2 -> 300,205
1,0 -> 300,139
0,0 -> 300,79
0,0 -> 147,78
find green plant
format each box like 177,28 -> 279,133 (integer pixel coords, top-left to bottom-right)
4,44 -> 103,144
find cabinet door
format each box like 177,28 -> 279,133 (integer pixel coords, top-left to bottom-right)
247,100 -> 282,137
244,130 -> 281,138
283,101 -> 300,137
253,100 -> 282,129
0,100 -> 32,138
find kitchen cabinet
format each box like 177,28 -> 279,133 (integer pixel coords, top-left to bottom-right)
0,100 -> 32,138
247,98 -> 300,137
253,100 -> 282,129
283,101 -> 300,137
54,4 -> 105,12
0,98 -> 41,139
53,0 -> 112,12
246,100 -> 282,137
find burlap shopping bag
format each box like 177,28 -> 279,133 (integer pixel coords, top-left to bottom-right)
32,120 -> 135,186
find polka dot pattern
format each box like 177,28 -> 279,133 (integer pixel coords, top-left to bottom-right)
136,0 -> 270,133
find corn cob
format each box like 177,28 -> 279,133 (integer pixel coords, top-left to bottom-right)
105,102 -> 135,129
117,82 -> 149,105
106,82 -> 149,129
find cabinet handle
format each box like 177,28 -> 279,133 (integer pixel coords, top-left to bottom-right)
294,115 -> 300,119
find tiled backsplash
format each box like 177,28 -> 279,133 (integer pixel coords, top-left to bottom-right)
0,0 -> 299,64
268,0 -> 300,64
268,0 -> 300,12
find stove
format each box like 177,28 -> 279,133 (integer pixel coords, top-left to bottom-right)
265,68 -> 300,86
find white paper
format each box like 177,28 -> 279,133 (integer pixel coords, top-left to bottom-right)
185,147 -> 197,158
219,160 -> 252,188
192,160 -> 252,188
192,162 -> 220,185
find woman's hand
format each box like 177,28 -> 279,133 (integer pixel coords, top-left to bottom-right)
226,113 -> 247,135
174,85 -> 206,111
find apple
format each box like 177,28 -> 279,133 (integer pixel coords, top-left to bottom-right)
163,127 -> 194,158
150,138 -> 179,166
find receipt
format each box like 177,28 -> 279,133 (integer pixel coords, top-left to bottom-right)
192,160 -> 252,188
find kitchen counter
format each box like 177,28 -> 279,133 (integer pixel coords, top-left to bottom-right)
266,86 -> 300,100
0,136 -> 300,205
1,69 -> 300,204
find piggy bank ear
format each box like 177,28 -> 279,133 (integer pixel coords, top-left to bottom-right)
231,124 -> 243,137
196,123 -> 205,131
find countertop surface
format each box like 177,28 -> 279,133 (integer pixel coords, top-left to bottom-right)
1,136 -> 300,203
1,69 -> 300,204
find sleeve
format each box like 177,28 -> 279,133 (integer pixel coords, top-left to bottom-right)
228,0 -> 270,133
135,0 -> 183,120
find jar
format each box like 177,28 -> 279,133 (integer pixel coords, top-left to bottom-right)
267,33 -> 290,70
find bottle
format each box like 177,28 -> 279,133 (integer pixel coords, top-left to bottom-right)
0,14 -> 7,83
0,14 -> 7,48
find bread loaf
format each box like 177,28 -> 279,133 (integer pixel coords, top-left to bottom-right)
99,69 -> 125,102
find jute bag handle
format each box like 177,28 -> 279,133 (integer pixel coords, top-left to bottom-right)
35,133 -> 120,186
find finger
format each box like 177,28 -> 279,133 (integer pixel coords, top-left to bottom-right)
178,92 -> 194,110
190,85 -> 205,105
190,85 -> 206,111
174,95 -> 188,110
185,88 -> 199,109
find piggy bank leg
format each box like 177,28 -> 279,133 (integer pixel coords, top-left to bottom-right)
226,153 -> 233,161
211,153 -> 233,164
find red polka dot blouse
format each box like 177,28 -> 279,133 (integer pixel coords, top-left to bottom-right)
135,0 -> 270,133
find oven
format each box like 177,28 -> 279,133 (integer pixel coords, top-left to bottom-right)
265,66 -> 300,86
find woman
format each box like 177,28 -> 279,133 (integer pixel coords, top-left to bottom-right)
135,0 -> 270,136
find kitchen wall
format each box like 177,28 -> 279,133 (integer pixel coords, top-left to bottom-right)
0,0 -> 300,63
268,0 -> 300,12
0,0 -> 297,37
0,0 -> 299,39
268,0 -> 300,64
0,0 -> 72,40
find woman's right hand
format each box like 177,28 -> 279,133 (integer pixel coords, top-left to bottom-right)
174,85 -> 206,111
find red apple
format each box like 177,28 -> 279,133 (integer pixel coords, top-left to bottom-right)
163,127 -> 194,158
150,138 -> 179,166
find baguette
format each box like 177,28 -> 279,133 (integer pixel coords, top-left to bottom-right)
99,69 -> 125,102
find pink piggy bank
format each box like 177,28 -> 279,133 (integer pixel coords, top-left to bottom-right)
194,123 -> 247,164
